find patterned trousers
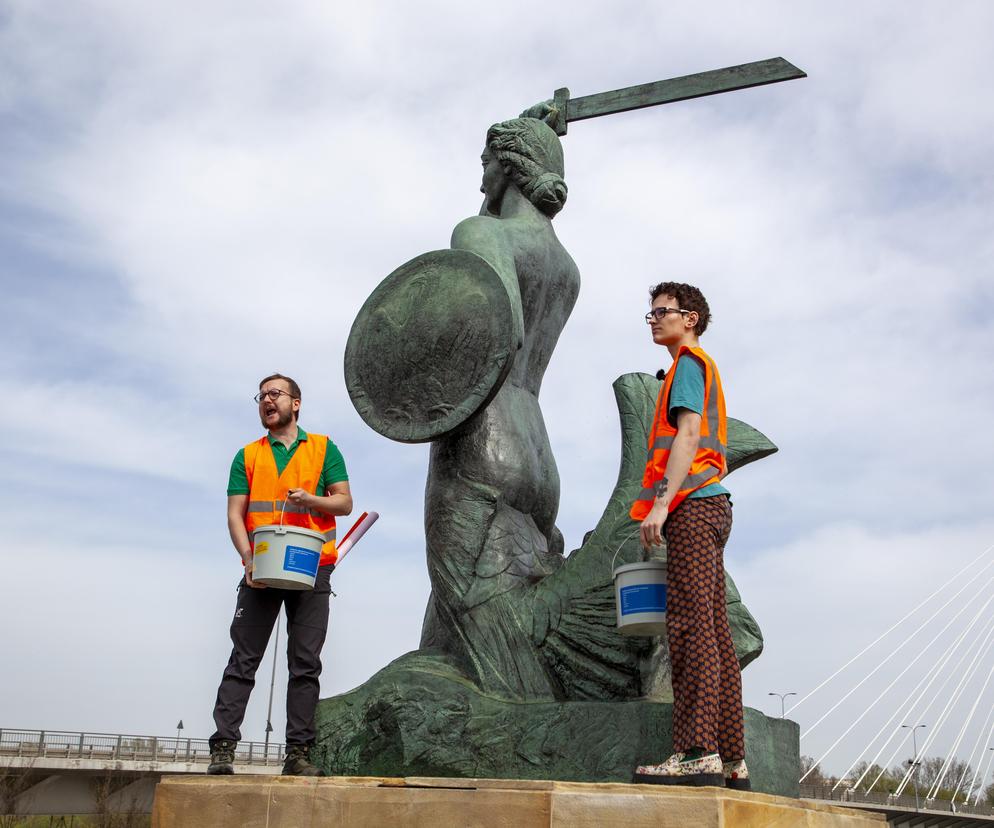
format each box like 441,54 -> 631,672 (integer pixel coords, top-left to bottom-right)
665,495 -> 745,760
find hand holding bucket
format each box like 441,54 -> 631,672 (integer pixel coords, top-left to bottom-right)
612,526 -> 668,637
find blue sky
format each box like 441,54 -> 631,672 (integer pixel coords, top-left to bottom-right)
2,1 -> 993,779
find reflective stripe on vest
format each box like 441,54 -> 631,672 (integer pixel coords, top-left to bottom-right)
247,500 -> 335,523
243,433 -> 338,566
630,346 -> 728,521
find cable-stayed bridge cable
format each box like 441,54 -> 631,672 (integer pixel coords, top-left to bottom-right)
953,679 -> 994,804
837,580 -> 994,791
787,543 -> 994,717
864,604 -> 990,795
928,642 -> 994,800
895,615 -> 994,797
892,614 -> 994,798
972,734 -> 994,805
800,564 -> 994,741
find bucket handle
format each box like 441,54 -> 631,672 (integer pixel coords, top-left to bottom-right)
611,526 -> 644,574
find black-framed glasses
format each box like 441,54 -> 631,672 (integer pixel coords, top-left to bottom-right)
645,307 -> 690,323
254,389 -> 294,403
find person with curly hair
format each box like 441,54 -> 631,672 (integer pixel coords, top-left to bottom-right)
630,282 -> 748,790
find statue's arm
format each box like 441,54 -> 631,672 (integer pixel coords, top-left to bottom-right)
451,216 -> 524,350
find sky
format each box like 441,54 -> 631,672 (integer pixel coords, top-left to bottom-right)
1,1 -> 993,781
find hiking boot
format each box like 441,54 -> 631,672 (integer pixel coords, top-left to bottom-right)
207,739 -> 235,775
633,751 -> 723,786
282,744 -> 325,776
723,758 -> 751,791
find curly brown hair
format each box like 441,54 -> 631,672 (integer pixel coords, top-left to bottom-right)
649,281 -> 711,336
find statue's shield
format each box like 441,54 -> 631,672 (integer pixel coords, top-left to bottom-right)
345,249 -> 516,443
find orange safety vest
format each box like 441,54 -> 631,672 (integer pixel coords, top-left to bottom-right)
630,346 -> 728,520
243,433 -> 338,567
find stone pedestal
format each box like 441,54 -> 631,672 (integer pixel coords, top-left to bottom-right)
152,776 -> 884,827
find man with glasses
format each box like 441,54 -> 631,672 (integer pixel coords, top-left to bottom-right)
630,283 -> 747,790
208,373 -> 352,777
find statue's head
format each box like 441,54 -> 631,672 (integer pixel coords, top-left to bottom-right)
484,117 -> 567,218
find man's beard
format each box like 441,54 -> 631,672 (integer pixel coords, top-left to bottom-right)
260,408 -> 294,430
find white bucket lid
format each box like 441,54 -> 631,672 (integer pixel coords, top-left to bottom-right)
252,524 -> 327,542
613,560 -> 666,577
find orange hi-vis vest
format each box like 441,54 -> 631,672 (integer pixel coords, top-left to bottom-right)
630,346 -> 728,521
244,433 -> 338,567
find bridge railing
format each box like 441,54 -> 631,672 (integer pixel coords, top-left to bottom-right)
0,728 -> 285,766
802,783 -> 994,817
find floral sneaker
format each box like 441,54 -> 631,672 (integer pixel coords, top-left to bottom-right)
723,759 -> 751,791
633,751 -> 724,786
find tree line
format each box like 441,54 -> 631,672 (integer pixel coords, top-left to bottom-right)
801,754 -> 994,805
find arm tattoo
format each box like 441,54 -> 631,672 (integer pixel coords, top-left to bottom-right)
654,477 -> 669,499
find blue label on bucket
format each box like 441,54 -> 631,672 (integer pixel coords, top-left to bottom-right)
620,583 -> 667,615
283,545 -> 320,577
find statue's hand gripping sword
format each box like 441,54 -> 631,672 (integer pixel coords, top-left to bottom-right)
523,57 -> 806,135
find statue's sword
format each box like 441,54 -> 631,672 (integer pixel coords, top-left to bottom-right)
546,57 -> 806,135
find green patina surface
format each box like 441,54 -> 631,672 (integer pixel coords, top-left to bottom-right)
314,654 -> 799,797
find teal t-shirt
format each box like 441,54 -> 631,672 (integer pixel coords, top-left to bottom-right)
667,355 -> 730,500
227,427 -> 348,496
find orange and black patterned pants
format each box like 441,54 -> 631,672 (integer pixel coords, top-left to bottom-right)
665,495 -> 745,760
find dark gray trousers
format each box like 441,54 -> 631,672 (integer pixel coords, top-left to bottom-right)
210,566 -> 332,747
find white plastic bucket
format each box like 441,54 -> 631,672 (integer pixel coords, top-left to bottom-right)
251,525 -> 325,590
613,560 -> 667,637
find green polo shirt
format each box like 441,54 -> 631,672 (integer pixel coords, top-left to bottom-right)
227,427 -> 348,496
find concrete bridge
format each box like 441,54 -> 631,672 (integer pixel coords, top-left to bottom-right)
803,783 -> 994,827
0,727 -> 282,816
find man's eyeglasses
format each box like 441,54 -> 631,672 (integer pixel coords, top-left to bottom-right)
645,307 -> 690,323
254,389 -> 295,403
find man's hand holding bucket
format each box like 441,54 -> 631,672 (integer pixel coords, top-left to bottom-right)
240,548 -> 267,589
286,487 -> 313,508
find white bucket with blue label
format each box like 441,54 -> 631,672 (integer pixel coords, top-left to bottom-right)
250,525 -> 325,590
614,560 -> 667,637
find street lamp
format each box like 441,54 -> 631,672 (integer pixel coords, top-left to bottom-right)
769,691 -> 797,718
901,723 -> 926,812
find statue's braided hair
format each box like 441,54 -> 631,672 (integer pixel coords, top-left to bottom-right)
486,118 -> 568,218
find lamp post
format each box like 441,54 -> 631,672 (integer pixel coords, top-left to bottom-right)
902,723 -> 926,811
768,691 -> 797,718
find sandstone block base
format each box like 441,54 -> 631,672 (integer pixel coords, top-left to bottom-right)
152,775 -> 884,828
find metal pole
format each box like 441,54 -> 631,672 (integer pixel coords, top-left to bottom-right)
264,614 -> 281,754
768,691 -> 797,718
902,723 -> 926,811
